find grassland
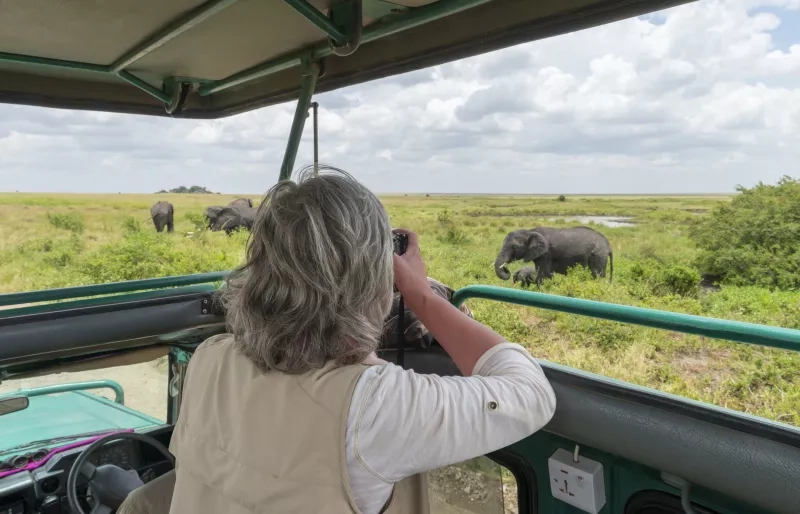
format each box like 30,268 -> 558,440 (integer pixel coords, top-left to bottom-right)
2,192 -> 800,427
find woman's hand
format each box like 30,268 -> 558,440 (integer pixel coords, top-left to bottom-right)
392,228 -> 432,311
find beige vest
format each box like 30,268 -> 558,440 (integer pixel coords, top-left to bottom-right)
168,334 -> 429,514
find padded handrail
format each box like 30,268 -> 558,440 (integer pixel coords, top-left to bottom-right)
451,285 -> 800,352
0,272 -> 229,307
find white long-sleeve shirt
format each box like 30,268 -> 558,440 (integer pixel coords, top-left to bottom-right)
344,342 -> 556,514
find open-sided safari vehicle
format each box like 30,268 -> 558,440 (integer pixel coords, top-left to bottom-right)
2,1 -> 800,513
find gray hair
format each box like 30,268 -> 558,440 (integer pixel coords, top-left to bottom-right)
221,165 -> 394,373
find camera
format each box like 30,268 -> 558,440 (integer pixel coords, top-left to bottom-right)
393,232 -> 408,255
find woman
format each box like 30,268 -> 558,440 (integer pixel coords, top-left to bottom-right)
167,166 -> 556,514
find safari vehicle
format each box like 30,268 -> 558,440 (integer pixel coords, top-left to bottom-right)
1,1 -> 800,513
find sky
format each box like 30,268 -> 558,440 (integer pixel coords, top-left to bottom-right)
1,0 -> 799,195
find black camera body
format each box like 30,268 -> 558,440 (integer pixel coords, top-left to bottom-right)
393,232 -> 408,256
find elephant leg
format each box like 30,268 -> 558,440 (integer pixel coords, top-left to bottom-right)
167,220 -> 174,232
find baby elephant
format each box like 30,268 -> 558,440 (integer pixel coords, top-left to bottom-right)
380,277 -> 473,349
512,266 -> 537,288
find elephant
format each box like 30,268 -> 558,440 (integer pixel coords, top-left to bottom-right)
205,205 -> 255,235
494,226 -> 613,286
204,206 -> 225,229
229,198 -> 253,209
512,266 -> 537,288
380,277 -> 473,349
150,201 -> 174,233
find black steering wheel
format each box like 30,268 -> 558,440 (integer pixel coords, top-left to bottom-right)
66,432 -> 175,514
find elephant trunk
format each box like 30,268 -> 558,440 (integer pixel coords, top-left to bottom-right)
494,251 -> 512,280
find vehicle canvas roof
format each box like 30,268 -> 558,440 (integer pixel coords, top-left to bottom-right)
0,0 -> 690,119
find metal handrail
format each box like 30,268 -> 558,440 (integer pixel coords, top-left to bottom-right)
0,380 -> 125,404
0,272 -> 229,307
451,285 -> 800,352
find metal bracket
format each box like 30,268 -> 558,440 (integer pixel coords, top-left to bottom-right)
328,0 -> 363,57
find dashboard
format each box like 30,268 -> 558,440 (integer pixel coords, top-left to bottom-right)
0,430 -> 172,514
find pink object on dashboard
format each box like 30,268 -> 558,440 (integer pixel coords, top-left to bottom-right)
0,428 -> 135,479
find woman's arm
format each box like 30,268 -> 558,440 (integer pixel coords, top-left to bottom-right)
392,228 -> 510,375
347,344 -> 556,483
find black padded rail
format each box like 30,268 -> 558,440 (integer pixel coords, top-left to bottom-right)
541,363 -> 800,514
0,291 -> 225,367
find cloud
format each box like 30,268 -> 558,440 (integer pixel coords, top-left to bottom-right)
1,0 -> 799,194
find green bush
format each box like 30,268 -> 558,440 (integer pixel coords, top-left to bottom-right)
628,260 -> 700,298
557,195 -> 566,202
689,176 -> 800,290
47,212 -> 84,234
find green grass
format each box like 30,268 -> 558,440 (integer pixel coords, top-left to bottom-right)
2,192 -> 800,426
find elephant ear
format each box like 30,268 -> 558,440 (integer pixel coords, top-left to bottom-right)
523,232 -> 549,262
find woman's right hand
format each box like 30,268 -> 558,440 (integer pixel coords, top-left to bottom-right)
392,228 -> 432,309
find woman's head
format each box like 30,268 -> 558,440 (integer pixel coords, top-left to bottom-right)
222,165 -> 394,373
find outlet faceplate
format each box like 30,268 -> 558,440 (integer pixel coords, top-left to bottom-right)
548,448 -> 606,514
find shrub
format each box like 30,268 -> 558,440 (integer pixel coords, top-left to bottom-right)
47,212 -> 84,234
557,195 -> 566,202
122,216 -> 142,233
689,176 -> 800,290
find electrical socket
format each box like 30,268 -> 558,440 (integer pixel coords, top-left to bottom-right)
547,448 -> 606,514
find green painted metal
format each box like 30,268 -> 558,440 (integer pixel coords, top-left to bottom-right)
117,70 -> 173,104
0,380 -> 125,404
279,60 -> 321,181
0,51 -> 109,73
0,390 -> 163,456
0,284 -> 218,319
514,431 -> 767,514
311,101 -> 319,175
451,285 -> 800,352
110,0 -> 241,72
0,271 -> 229,308
198,0 -> 492,96
283,0 -> 348,44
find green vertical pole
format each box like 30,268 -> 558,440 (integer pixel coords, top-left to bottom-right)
279,61 -> 320,182
311,101 -> 319,176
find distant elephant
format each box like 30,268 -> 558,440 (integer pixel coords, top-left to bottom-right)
229,198 -> 253,209
495,226 -> 613,285
381,277 -> 473,349
512,266 -> 537,288
204,206 -> 225,229
206,205 -> 255,235
150,201 -> 174,233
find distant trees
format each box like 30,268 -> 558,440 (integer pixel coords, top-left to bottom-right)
689,176 -> 800,290
156,185 -> 218,194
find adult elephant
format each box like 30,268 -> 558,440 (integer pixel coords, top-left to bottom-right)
150,201 -> 174,233
228,198 -> 253,209
494,226 -> 613,285
206,205 -> 255,235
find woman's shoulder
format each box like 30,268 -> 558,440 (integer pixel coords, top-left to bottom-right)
195,333 -> 236,354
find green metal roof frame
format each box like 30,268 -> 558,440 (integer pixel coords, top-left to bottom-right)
0,0 -> 694,119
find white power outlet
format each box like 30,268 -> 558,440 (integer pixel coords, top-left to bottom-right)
547,448 -> 606,514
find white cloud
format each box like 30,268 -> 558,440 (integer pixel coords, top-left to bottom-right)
1,0 -> 799,194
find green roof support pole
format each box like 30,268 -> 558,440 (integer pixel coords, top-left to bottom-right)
311,101 -> 319,176
282,0 -> 348,45
198,0 -> 490,96
110,0 -> 241,73
279,60 -> 320,182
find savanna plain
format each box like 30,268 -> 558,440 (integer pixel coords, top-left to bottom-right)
2,189 -> 800,432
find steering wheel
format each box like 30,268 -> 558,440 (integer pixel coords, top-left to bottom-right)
66,432 -> 175,514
